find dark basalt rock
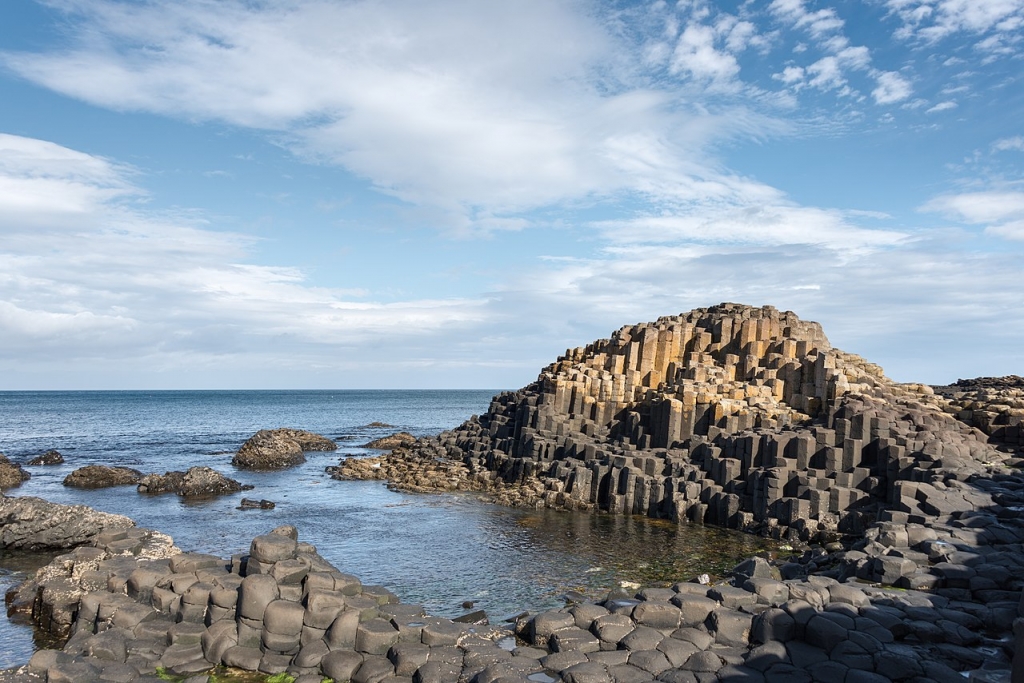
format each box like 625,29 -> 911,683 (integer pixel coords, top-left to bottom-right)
137,466 -> 251,497
232,428 -> 337,470
27,449 -> 65,466
238,498 -> 276,510
0,453 -> 31,490
62,465 -> 143,489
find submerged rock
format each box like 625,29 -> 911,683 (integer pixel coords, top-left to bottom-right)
137,466 -> 251,497
238,498 -> 276,510
0,453 -> 31,490
361,431 -> 417,450
62,465 -> 143,489
27,449 -> 65,466
0,495 -> 134,550
232,428 -> 337,470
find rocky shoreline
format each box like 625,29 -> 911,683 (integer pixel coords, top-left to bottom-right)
2,302 -> 1023,682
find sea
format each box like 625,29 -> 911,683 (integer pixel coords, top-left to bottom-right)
0,390 -> 773,668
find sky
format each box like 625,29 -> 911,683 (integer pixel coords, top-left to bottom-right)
0,0 -> 1022,390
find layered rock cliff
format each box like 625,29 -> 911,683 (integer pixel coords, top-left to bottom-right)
339,304 -> 1022,552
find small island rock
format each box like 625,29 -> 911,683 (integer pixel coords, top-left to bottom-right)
0,453 -> 31,489
232,428 -> 336,470
362,431 -> 417,449
63,464 -> 143,489
138,466 -> 251,497
27,449 -> 65,466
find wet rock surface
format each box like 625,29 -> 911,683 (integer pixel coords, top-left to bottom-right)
0,455 -> 31,490
136,466 -> 251,498
62,465 -> 143,489
232,428 -> 337,470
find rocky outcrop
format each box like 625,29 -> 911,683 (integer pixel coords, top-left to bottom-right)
0,454 -> 31,490
933,376 -> 1024,455
337,304 -> 1024,587
232,428 -> 337,470
0,496 -> 135,550
136,466 -> 252,497
341,304 -> 1019,535
362,431 -> 417,450
26,450 -> 64,466
62,465 -> 143,489
12,521 -> 1019,682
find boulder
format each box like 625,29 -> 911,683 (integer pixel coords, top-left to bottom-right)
63,465 -> 143,488
232,428 -> 337,470
0,496 -> 135,550
361,432 -> 417,450
27,449 -> 65,466
0,453 -> 31,489
137,466 -> 250,497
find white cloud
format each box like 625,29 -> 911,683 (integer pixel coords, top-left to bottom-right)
670,23 -> 741,87
885,0 -> 1024,52
1,0 -> 796,235
592,204 -> 906,253
770,0 -> 846,38
924,189 -> 1024,223
872,70 -> 913,103
993,135 -> 1024,151
0,134 -> 489,371
926,100 -> 958,113
923,189 -> 1024,240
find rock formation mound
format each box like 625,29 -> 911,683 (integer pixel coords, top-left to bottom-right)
63,465 -> 143,489
0,453 -> 31,489
232,428 -> 337,470
137,466 -> 252,497
339,304 -> 1022,550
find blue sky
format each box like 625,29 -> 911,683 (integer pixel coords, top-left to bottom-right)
1,0 -> 1022,390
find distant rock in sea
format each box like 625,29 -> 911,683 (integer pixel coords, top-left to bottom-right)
63,464 -> 143,489
232,428 -> 337,470
137,466 -> 252,497
27,449 -> 65,466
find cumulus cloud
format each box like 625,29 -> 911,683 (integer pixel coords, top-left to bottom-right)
872,70 -> 913,103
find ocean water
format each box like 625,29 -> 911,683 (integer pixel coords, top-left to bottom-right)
0,390 -> 773,668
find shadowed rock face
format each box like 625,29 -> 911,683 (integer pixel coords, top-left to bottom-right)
337,303 -> 1022,547
27,450 -> 64,466
0,453 -> 31,490
232,428 -> 337,470
0,496 -> 135,550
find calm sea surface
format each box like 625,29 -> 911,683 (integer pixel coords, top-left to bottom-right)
0,390 -> 773,668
